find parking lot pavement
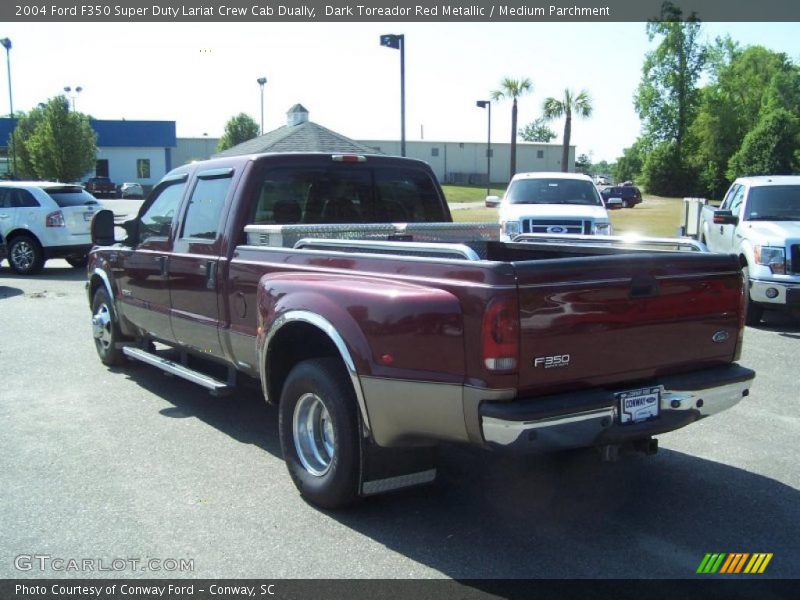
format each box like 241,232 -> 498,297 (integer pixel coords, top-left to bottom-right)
1,261 -> 798,579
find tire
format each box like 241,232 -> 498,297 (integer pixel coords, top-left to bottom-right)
8,234 -> 44,275
278,358 -> 361,509
66,256 -> 88,269
742,266 -> 764,326
91,287 -> 127,366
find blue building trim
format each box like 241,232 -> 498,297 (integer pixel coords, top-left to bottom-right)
0,118 -> 176,148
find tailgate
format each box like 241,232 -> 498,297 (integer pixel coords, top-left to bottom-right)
61,205 -> 97,235
514,252 -> 743,393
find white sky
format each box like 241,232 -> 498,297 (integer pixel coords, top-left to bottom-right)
2,21 -> 799,162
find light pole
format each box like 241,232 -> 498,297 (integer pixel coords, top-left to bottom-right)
1,37 -> 15,175
63,85 -> 83,111
476,100 -> 492,197
380,34 -> 405,157
257,77 -> 267,135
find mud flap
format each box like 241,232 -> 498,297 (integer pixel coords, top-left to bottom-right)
359,442 -> 438,496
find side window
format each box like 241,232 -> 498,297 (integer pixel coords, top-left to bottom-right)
13,189 -> 40,208
0,189 -> 12,208
729,186 -> 745,215
140,181 -> 186,243
720,184 -> 740,210
182,174 -> 232,240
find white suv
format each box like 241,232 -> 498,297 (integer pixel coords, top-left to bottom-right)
0,181 -> 100,274
487,172 -> 613,242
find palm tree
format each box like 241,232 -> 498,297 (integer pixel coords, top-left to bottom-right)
542,89 -> 593,172
491,77 -> 533,180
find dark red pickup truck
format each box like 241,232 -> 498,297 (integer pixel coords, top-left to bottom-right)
87,152 -> 755,508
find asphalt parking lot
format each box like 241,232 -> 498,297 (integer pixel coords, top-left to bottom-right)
1,261 -> 798,580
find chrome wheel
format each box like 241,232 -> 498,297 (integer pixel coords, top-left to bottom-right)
292,393 -> 336,476
92,302 -> 113,352
10,239 -> 36,272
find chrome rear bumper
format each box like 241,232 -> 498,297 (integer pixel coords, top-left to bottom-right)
481,364 -> 755,453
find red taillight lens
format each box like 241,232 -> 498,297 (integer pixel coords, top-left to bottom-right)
332,154 -> 366,162
734,272 -> 747,361
46,210 -> 65,227
481,296 -> 519,372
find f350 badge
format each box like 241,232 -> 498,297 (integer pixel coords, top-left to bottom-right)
534,354 -> 571,368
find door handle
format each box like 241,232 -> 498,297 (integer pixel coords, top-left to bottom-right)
719,225 -> 724,235
205,261 -> 217,290
157,255 -> 168,277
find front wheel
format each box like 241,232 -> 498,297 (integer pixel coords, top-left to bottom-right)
91,287 -> 127,366
278,358 -> 361,509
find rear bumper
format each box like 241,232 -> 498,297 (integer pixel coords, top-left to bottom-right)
480,364 -> 755,453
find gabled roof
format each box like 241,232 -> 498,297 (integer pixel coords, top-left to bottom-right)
213,120 -> 381,157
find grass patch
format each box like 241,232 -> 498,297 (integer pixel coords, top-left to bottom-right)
452,194 -> 687,238
441,184 -> 506,204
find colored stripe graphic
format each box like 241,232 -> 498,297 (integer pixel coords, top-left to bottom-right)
698,553 -> 773,574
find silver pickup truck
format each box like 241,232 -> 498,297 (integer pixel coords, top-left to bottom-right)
700,175 -> 800,324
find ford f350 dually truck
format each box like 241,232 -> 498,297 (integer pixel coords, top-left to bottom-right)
700,175 -> 800,325
87,153 -> 754,508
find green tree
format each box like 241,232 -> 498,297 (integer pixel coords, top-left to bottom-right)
613,140 -> 647,184
727,109 -> 800,178
217,113 -> 260,152
518,117 -> 556,143
490,77 -> 533,179
542,89 -> 593,173
574,153 -> 592,174
10,96 -> 96,182
634,2 -> 705,161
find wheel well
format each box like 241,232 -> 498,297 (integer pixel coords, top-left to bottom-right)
739,254 -> 748,268
6,228 -> 42,247
266,322 -> 344,404
89,274 -> 105,307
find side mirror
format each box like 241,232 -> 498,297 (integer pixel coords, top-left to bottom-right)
485,195 -> 501,208
713,210 -> 739,226
91,209 -> 116,246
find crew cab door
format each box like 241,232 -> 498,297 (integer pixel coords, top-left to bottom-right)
168,167 -> 235,359
116,174 -> 187,343
707,184 -> 743,253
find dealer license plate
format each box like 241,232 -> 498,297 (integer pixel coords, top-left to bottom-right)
616,386 -> 662,424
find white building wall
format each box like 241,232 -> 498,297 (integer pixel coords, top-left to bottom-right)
357,140 -> 574,184
173,137 -> 221,167
91,147 -> 167,186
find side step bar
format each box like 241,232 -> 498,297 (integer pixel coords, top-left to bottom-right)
122,346 -> 234,395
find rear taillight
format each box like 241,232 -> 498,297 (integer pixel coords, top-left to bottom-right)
481,296 -> 519,372
46,210 -> 65,227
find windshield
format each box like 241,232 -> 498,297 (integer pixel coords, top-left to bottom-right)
507,178 -> 603,206
747,185 -> 800,221
45,186 -> 99,207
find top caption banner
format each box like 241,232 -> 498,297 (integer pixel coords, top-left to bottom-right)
5,0 -> 800,21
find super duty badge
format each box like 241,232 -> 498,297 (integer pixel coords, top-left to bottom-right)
534,354 -> 570,369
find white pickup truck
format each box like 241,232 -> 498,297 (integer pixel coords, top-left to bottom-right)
486,172 -> 613,242
699,175 -> 800,325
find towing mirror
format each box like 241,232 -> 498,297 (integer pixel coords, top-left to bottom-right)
485,195 -> 501,208
91,209 -> 116,246
713,210 -> 739,226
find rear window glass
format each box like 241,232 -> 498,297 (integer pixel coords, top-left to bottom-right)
44,187 -> 99,207
249,165 -> 447,225
507,178 -> 602,206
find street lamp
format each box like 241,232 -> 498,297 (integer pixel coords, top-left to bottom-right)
257,77 -> 267,135
1,38 -> 15,175
380,34 -> 405,157
63,85 -> 83,111
476,100 -> 492,197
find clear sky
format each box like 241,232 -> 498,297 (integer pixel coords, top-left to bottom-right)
2,21 -> 799,162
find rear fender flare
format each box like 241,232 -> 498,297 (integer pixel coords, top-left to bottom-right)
258,310 -> 372,434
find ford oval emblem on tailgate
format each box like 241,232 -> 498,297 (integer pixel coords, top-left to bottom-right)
712,331 -> 730,343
